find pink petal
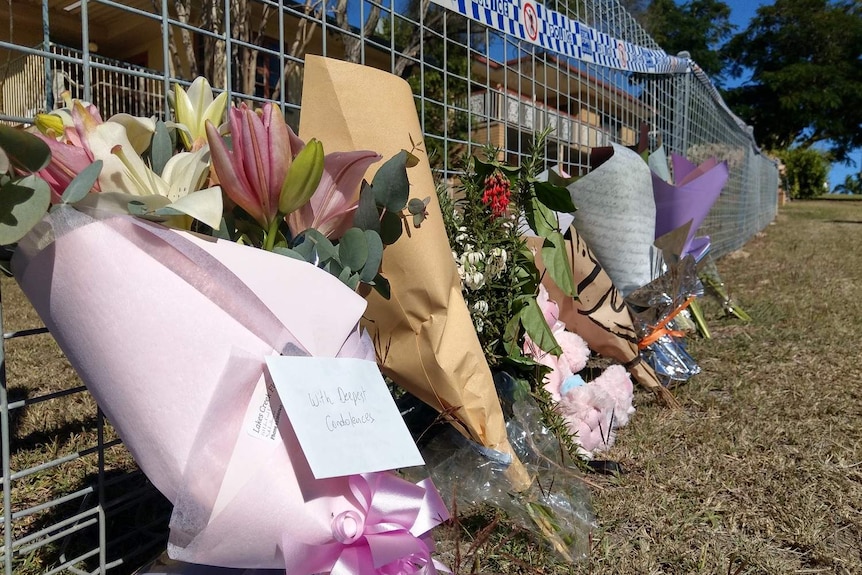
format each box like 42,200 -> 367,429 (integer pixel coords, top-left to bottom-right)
206,119 -> 266,226
36,134 -> 98,202
261,104 -> 293,220
288,150 -> 380,239
234,105 -> 274,221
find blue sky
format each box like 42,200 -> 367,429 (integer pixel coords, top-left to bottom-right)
721,0 -> 857,190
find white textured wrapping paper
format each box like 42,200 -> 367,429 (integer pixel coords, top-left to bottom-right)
567,144 -> 656,296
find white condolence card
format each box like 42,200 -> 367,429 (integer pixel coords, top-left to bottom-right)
265,356 -> 425,479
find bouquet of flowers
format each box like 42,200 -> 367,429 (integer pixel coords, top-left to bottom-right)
430,133 -> 631,559
294,56 -> 535,490
2,58 -> 452,574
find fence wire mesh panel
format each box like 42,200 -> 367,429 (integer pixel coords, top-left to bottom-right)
1,1 -> 778,573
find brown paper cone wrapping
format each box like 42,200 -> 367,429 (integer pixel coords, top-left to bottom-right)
526,229 -> 679,408
298,56 -> 532,488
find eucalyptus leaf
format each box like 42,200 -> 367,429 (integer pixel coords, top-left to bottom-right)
520,297 -> 562,356
353,180 -> 380,233
372,273 -> 391,299
0,175 -> 50,245
153,206 -> 185,217
412,212 -> 425,227
541,231 -> 576,298
61,160 -> 102,204
290,235 -> 317,261
379,210 -> 403,245
337,265 -> 354,285
338,227 -> 368,271
303,228 -> 338,261
0,125 -> 51,173
0,148 -> 9,174
150,120 -> 172,176
407,197 -> 426,215
403,150 -> 420,168
360,230 -> 383,283
272,246 -> 310,262
127,200 -> 149,216
534,180 -> 576,213
325,259 -> 344,278
372,151 -> 410,212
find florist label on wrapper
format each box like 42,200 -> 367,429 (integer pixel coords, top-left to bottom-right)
265,356 -> 425,479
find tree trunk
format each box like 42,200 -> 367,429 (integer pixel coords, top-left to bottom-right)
333,0 -> 381,64
172,0 -> 198,78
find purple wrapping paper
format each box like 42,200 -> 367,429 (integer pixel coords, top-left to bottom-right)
651,152 -> 729,259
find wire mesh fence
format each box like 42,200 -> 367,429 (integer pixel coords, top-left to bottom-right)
1,0 -> 777,573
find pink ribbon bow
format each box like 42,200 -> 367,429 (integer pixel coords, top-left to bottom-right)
284,473 -> 449,575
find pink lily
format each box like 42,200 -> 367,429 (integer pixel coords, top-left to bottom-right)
207,101 -> 380,240
287,150 -> 381,239
206,103 -> 296,229
33,101 -> 107,201
35,135 -> 99,203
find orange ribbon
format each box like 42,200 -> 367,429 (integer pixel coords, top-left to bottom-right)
638,296 -> 696,349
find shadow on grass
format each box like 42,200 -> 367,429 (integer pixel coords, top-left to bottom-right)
15,468 -> 172,575
9,406 -> 100,456
4,384 -> 28,442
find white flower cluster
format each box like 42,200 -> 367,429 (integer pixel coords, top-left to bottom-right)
450,222 -> 510,333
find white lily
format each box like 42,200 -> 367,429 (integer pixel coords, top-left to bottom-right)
174,77 -> 229,150
111,143 -> 224,229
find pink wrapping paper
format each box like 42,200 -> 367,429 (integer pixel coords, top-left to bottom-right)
12,207 -> 446,571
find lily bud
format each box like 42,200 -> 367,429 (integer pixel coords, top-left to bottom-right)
279,138 -> 324,215
35,113 -> 65,137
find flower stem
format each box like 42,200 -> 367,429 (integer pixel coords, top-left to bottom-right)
263,216 -> 281,251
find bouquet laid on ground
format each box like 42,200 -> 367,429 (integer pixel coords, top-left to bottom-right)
296,56 -> 533,491
430,132 -> 641,559
526,225 -> 678,407
522,285 -> 636,457
2,57 -> 454,574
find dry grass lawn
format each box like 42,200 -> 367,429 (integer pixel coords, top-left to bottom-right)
3,199 -> 862,574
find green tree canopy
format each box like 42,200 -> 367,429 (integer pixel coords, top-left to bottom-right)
722,0 -> 862,162
833,173 -> 862,195
623,0 -> 735,80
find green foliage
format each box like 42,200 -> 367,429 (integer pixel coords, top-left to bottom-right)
0,125 -> 51,173
0,126 -> 53,246
279,151 -> 423,297
439,130 -> 575,373
722,0 -> 862,161
60,160 -> 102,205
775,146 -> 831,199
833,172 -> 862,195
630,0 -> 735,80
0,175 -> 51,246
